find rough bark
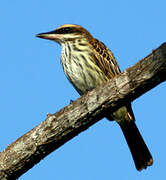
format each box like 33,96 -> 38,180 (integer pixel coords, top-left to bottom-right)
0,43 -> 166,179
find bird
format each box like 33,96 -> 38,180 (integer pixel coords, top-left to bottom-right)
36,24 -> 153,171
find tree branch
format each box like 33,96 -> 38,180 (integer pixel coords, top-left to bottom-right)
0,43 -> 166,179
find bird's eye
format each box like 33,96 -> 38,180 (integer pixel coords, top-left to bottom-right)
63,27 -> 71,33
55,27 -> 72,34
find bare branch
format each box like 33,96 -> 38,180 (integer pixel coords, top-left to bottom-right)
0,43 -> 166,179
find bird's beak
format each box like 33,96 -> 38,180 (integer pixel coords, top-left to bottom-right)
36,31 -> 62,41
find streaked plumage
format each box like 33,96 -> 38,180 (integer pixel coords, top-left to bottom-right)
37,24 -> 153,171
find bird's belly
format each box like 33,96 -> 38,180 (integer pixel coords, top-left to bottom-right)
62,59 -> 108,95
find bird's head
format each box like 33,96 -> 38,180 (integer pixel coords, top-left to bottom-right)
36,24 -> 93,44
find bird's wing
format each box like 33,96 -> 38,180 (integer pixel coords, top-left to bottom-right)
90,38 -> 121,79
90,38 -> 135,121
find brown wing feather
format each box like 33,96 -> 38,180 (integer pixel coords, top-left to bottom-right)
90,38 -> 121,79
90,38 -> 135,121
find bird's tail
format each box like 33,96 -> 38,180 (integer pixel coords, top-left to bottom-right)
118,120 -> 153,171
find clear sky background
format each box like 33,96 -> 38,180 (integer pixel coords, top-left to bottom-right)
0,0 -> 165,179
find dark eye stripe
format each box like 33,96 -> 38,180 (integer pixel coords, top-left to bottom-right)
55,27 -> 73,34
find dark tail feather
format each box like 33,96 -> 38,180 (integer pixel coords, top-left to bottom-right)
118,120 -> 153,171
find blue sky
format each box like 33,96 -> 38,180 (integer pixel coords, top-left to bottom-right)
0,0 -> 166,179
